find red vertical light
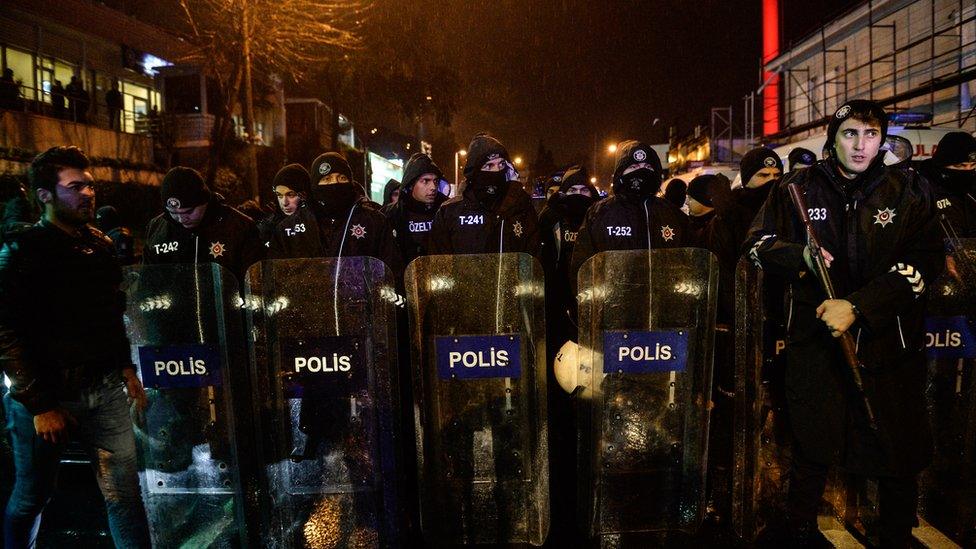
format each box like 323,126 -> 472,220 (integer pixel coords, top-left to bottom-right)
762,0 -> 780,136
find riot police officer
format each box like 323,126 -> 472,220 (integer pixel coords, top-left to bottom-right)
571,140 -> 688,281
916,131 -> 976,246
536,164 -> 597,545
745,100 -> 943,547
384,152 -> 448,265
428,133 -> 540,256
270,152 -> 401,274
144,166 -> 265,281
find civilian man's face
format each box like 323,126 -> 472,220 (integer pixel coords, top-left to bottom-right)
50,168 -> 95,226
834,119 -> 883,178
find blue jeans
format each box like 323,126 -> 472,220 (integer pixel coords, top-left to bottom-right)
3,375 -> 150,548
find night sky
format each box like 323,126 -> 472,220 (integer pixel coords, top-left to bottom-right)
421,0 -> 859,170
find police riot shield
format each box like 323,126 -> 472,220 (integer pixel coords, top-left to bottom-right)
732,258 -> 875,544
405,253 -> 548,546
730,258 -> 792,543
122,263 -> 247,547
245,257 -> 401,548
576,248 -> 718,543
918,238 -> 976,546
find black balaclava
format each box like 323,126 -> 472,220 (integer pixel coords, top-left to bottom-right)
309,152 -> 362,217
611,140 -> 663,199
932,132 -> 976,194
464,133 -> 514,208
557,165 -> 596,226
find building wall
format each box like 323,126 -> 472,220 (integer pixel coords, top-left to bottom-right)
1,3 -> 168,132
772,0 -> 975,140
0,110 -> 153,164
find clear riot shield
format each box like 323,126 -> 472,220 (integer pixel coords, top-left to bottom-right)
732,258 -> 871,544
919,238 -> 976,546
730,258 -> 792,543
245,257 -> 400,548
576,248 -> 718,543
405,253 -> 548,546
123,263 -> 247,548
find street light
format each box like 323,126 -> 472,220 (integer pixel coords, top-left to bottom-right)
453,149 -> 467,195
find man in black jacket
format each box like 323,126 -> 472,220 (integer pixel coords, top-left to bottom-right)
537,163 -> 597,545
570,140 -> 689,280
745,100 -> 943,547
144,167 -> 265,281
428,133 -> 540,257
0,146 -> 150,547
916,131 -> 976,248
269,152 -> 401,275
384,152 -> 448,266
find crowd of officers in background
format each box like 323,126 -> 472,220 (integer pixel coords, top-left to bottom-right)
0,98 -> 975,547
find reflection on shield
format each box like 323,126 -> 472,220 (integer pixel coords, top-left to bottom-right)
245,257 -> 401,548
918,239 -> 976,547
123,263 -> 248,547
405,252 -> 549,546
576,248 -> 718,545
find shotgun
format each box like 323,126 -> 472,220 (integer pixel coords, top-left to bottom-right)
787,182 -> 878,431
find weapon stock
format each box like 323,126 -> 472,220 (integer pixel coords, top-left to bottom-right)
786,182 -> 879,431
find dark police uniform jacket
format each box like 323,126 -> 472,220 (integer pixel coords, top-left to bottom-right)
0,220 -> 131,414
570,193 -> 690,286
269,198 -> 401,276
428,182 -> 540,257
384,192 -> 447,266
144,199 -> 265,282
745,158 -> 943,475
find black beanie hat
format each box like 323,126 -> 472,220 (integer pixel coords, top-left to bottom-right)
687,175 -> 719,207
739,148 -> 783,186
664,178 -> 687,207
933,132 -> 976,167
612,140 -> 663,181
463,133 -> 510,177
272,163 -> 311,196
788,147 -> 817,170
310,152 -> 354,185
161,166 -> 210,209
825,100 -> 888,157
